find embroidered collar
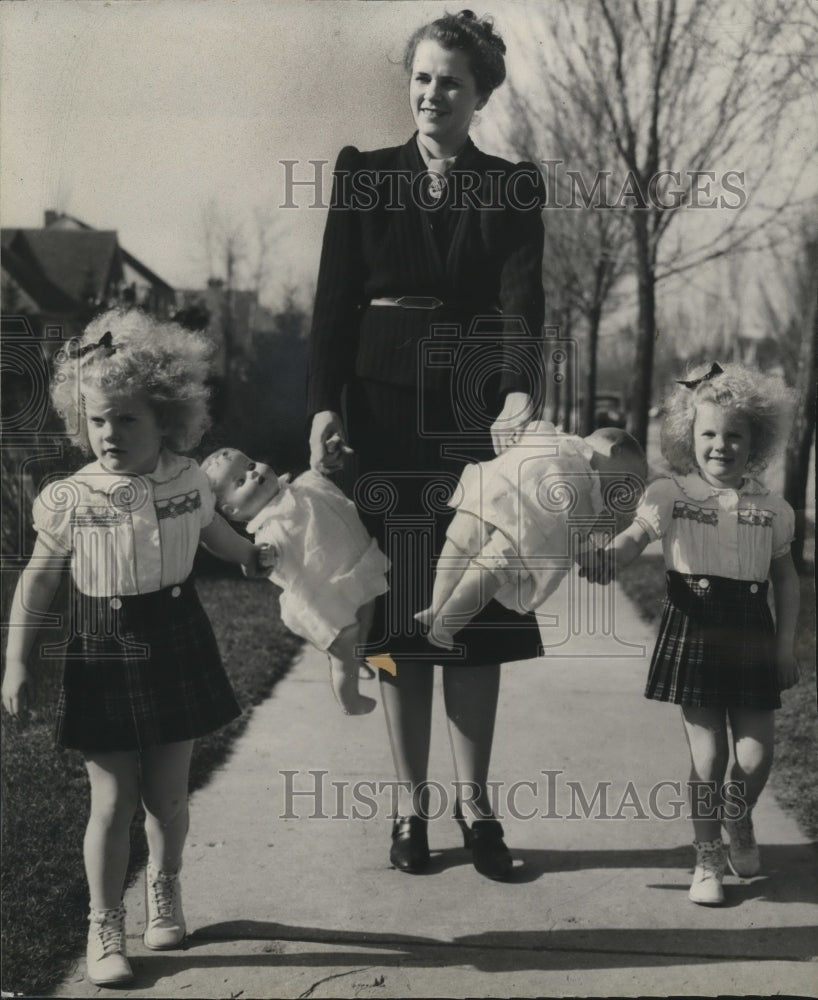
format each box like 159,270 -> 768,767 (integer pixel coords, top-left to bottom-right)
76,450 -> 188,497
675,472 -> 769,501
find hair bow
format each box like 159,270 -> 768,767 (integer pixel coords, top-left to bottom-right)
676,362 -> 723,389
68,330 -> 117,360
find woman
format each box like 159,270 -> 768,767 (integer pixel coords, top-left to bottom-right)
307,9 -> 545,880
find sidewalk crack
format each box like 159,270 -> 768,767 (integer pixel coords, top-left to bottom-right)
297,966 -> 378,999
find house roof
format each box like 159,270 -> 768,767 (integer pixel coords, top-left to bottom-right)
1,228 -> 124,310
1,230 -> 78,313
121,247 -> 175,293
43,212 -> 174,293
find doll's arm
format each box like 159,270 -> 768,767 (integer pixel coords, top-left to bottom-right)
769,551 -> 800,689
200,513 -> 261,573
577,522 -> 651,585
310,414 -> 353,474
2,538 -> 68,718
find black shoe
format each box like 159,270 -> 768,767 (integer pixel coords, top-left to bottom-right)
389,816 -> 430,873
454,804 -> 472,848
470,819 -> 513,880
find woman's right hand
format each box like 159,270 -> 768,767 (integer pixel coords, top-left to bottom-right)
2,659 -> 30,720
309,411 -> 352,474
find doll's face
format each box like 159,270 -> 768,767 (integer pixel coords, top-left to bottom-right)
205,449 -> 280,522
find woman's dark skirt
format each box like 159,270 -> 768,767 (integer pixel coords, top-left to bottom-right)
345,376 -> 542,667
56,578 -> 241,752
645,571 -> 780,709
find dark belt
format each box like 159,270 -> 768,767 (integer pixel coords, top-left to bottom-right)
370,296 -> 500,313
76,578 -> 195,615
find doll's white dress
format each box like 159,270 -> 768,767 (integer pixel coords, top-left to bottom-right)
450,421 -> 604,612
247,470 -> 389,650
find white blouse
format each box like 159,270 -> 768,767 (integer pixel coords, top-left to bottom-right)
634,473 -> 794,581
32,451 -> 216,596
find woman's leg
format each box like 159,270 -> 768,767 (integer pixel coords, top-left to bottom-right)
83,752 -> 141,909
680,706 -> 729,842
443,663 -> 501,821
379,662 -> 435,817
140,739 -> 194,873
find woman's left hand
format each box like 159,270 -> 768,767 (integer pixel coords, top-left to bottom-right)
490,392 -> 535,454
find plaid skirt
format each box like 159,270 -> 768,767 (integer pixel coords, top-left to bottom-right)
645,571 -> 780,709
56,578 -> 241,752
345,377 -> 542,666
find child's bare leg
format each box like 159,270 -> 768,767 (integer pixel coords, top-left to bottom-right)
328,622 -> 377,715
680,706 -> 729,841
83,752 -> 141,909
141,740 -> 194,873
724,707 -> 775,814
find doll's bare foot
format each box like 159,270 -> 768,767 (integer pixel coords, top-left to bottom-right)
427,621 -> 455,650
414,607 -> 454,649
336,685 -> 377,715
329,658 -> 376,715
413,607 -> 433,629
426,614 -> 455,650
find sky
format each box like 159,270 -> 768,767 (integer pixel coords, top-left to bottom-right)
0,0 -> 540,301
1,0 -> 816,312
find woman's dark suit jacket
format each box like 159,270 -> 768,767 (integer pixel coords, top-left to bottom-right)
307,135 -> 546,663
307,135 -> 546,417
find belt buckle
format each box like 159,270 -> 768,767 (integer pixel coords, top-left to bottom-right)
396,296 -> 443,310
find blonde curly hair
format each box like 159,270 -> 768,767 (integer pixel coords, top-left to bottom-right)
51,308 -> 214,454
660,361 -> 794,476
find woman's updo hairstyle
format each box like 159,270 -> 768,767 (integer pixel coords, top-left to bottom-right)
403,9 -> 507,97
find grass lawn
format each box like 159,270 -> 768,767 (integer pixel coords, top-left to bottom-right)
0,572 -> 302,999
618,552 -> 818,840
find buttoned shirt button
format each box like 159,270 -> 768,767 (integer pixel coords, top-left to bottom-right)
171,586 -> 182,598
698,578 -> 710,590
750,583 -> 759,594
110,597 -> 122,610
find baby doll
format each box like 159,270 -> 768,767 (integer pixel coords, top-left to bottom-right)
202,447 -> 389,714
415,421 -> 647,648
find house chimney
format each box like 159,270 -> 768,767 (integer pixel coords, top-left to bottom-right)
44,210 -> 59,227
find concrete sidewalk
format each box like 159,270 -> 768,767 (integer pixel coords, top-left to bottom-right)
56,576 -> 818,998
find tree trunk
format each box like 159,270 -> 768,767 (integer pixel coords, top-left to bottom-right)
582,298 -> 603,436
628,214 -> 656,451
783,293 -> 817,572
560,348 -> 575,432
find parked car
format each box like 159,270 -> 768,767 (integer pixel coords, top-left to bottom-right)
594,391 -> 626,429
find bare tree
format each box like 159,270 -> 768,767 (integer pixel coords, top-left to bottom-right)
503,78 -> 631,433
505,0 -> 816,448
762,214 -> 818,571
